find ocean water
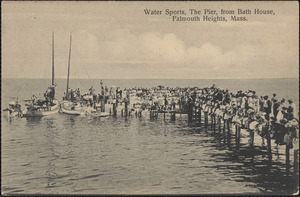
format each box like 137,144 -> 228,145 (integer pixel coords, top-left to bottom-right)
1,78 -> 299,195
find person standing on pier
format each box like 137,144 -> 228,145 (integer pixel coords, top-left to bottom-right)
164,95 -> 168,110
259,96 -> 264,112
89,86 -> 95,95
253,95 -> 260,113
203,99 -> 210,128
241,94 -> 248,110
100,80 -> 103,88
287,99 -> 297,119
263,96 -> 271,121
101,85 -> 104,96
271,93 -> 277,115
272,98 -> 280,120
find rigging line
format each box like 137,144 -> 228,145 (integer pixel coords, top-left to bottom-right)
66,33 -> 72,96
52,32 -> 55,85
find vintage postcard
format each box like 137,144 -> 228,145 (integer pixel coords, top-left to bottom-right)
1,1 -> 299,195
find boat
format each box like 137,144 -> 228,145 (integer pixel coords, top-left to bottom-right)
22,99 -> 60,117
22,32 -> 60,117
61,99 -> 109,116
60,101 -> 89,115
60,34 -> 110,117
89,109 -> 110,117
60,34 -> 92,116
60,33 -> 84,115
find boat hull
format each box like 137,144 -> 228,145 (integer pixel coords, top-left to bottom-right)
22,100 -> 60,117
61,101 -> 110,117
60,101 -> 87,115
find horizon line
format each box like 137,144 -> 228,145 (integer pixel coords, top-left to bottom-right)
1,77 -> 299,80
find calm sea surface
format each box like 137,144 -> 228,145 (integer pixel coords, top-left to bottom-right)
1,78 -> 299,194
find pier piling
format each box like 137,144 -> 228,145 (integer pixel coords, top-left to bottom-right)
199,106 -> 202,127
223,120 -> 226,143
204,112 -> 208,129
235,124 -> 238,150
188,103 -> 192,124
227,119 -> 231,150
171,112 -> 176,121
266,124 -> 272,160
250,129 -> 254,150
113,103 -> 117,116
218,117 -> 221,141
294,149 -> 299,178
286,144 -> 290,176
211,114 -> 213,130
235,123 -> 241,151
213,115 -> 216,134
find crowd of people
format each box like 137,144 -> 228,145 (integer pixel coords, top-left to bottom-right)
119,84 -> 299,149
6,78 -> 299,149
59,80 -> 298,149
186,85 -> 299,149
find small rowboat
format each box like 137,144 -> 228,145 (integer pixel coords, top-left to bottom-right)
61,100 -> 110,117
3,100 -> 22,119
60,100 -> 88,116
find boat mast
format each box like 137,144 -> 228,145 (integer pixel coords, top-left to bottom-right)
52,32 -> 55,85
66,33 -> 72,97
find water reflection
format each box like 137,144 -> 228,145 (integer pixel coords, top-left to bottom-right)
2,113 -> 298,195
208,142 -> 296,194
43,119 -> 58,188
25,117 -> 42,126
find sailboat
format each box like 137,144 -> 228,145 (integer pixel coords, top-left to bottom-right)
60,34 -> 109,117
22,33 -> 60,117
60,34 -> 91,115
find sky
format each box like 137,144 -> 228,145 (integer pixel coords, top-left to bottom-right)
2,1 -> 299,79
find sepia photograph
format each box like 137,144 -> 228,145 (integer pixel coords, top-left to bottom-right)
1,1 -> 299,195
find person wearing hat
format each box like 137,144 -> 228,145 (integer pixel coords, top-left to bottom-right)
276,99 -> 286,122
263,96 -> 271,121
203,100 -> 210,128
236,93 -> 242,107
245,108 -> 255,129
273,104 -> 287,145
252,95 -> 259,113
241,95 -> 247,110
274,110 -> 289,143
272,98 -> 280,120
271,93 -> 277,102
230,95 -> 237,109
287,99 -> 297,119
